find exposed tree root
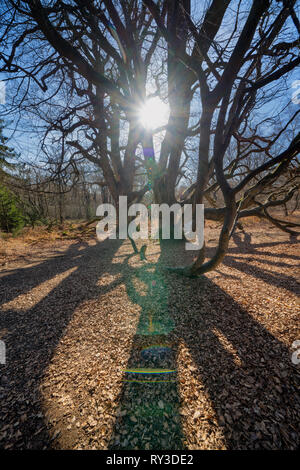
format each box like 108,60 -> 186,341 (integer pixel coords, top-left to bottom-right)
140,244 -> 147,260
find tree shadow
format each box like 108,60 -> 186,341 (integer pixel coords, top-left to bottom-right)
205,232 -> 300,294
108,241 -> 184,450
230,231 -> 299,259
1,235 -> 299,449
0,241 -> 89,306
109,239 -> 299,449
172,276 -> 299,449
0,238 -> 122,449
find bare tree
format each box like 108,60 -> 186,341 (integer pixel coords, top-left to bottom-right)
144,0 -> 300,275
0,0 -> 162,210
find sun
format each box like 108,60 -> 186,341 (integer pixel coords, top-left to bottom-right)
139,97 -> 169,130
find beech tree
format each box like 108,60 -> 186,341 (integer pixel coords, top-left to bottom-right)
143,0 -> 300,275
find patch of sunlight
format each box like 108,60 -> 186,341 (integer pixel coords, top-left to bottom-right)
131,276 -> 148,296
1,266 -> 78,311
40,289 -> 139,450
97,273 -> 122,287
177,340 -> 226,449
112,242 -> 131,264
212,328 -> 243,367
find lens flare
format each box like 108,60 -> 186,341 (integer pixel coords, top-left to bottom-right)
139,97 -> 169,130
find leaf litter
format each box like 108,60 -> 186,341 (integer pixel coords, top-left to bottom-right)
0,217 -> 299,449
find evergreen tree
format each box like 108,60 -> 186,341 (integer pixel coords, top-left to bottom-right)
0,184 -> 24,232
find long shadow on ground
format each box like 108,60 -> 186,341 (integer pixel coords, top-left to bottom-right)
218,232 -> 300,293
109,241 -> 184,450
0,235 -> 299,449
0,239 -> 122,449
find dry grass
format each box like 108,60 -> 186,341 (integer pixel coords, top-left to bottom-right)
0,221 -> 96,267
0,217 -> 299,449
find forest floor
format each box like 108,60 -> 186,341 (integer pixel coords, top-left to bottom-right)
0,215 -> 299,450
